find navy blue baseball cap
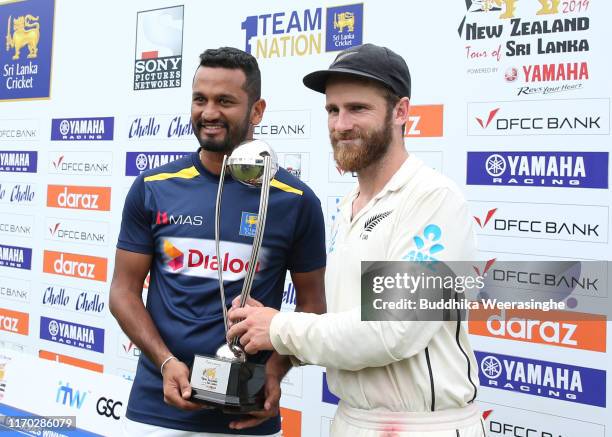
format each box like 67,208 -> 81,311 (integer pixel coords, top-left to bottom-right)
303,43 -> 411,98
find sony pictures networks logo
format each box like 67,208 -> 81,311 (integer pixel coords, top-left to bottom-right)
134,5 -> 184,90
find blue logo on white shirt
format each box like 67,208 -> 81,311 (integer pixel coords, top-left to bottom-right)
403,224 -> 445,262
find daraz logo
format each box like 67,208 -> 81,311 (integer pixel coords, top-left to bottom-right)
47,185 -> 111,211
469,308 -> 607,352
476,108 -> 500,129
473,208 -> 497,228
43,251 -> 108,282
163,240 -> 184,271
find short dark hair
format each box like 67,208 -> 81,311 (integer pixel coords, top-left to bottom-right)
198,47 -> 261,104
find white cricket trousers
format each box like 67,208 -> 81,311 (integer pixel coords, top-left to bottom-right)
330,403 -> 485,437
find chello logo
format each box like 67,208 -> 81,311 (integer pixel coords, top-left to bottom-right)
47,185 -> 111,211
43,250 -> 108,282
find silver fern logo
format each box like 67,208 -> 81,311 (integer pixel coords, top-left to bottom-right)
360,210 -> 392,240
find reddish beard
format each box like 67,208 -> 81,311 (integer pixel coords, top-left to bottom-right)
330,110 -> 393,172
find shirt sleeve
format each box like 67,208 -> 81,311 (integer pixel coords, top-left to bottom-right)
117,175 -> 154,254
285,188 -> 327,273
269,186 -> 477,371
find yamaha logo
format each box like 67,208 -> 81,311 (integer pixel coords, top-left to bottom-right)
48,320 -> 59,336
485,155 -> 506,177
135,154 -> 148,171
481,355 -> 502,379
59,120 -> 70,136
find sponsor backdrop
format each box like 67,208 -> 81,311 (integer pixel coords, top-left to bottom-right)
0,0 -> 610,435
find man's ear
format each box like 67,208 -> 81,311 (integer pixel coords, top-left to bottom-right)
250,99 -> 267,125
394,97 -> 410,128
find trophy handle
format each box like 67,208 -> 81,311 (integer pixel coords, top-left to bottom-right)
230,155 -> 273,350
216,155 -> 229,334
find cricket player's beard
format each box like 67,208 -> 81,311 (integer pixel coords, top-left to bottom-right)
194,113 -> 251,155
330,113 -> 393,173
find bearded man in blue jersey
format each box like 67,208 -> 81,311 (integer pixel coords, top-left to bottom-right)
110,47 -> 326,436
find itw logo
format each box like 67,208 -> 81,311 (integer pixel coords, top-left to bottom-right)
403,224 -> 445,262
56,381 -> 88,409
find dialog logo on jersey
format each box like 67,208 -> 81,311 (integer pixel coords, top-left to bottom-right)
39,350 -> 103,373
47,185 -> 111,211
40,316 -> 104,353
0,307 -> 29,335
404,105 -> 444,137
468,99 -> 610,136
476,350 -> 606,407
134,6 -> 184,90
466,152 -> 609,188
0,0 -> 55,101
469,308 -> 606,352
162,240 -> 184,271
51,117 -> 114,141
239,212 -> 258,237
0,244 -> 32,270
0,182 -> 36,205
325,4 -> 363,52
0,150 -> 37,172
125,151 -> 190,176
43,250 -> 108,282
161,237 -> 265,281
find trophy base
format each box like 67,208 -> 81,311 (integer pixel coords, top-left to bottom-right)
190,354 -> 265,414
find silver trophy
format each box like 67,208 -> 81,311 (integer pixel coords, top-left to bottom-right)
190,140 -> 278,412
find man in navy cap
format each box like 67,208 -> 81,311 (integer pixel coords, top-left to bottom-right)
228,44 -> 484,437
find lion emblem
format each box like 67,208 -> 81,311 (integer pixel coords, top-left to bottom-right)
6,14 -> 40,60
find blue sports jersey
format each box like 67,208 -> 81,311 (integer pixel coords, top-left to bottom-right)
117,150 -> 326,434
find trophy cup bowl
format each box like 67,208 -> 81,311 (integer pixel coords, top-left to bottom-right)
189,140 -> 278,413
227,139 -> 279,187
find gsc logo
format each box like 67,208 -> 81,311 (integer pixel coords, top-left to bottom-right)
96,397 -> 122,420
